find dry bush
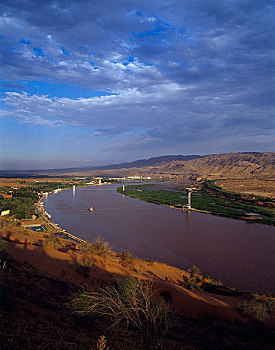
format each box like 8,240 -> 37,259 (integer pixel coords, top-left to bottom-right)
44,234 -> 61,249
71,277 -> 169,336
238,297 -> 274,321
0,237 -> 7,256
181,275 -> 200,291
187,265 -> 200,278
71,251 -> 95,278
93,335 -> 109,350
91,236 -> 110,258
118,250 -> 134,267
79,236 -> 110,259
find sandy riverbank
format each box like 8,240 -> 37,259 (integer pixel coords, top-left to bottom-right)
1,214 -> 275,329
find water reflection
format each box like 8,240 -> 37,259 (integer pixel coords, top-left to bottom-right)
185,210 -> 191,228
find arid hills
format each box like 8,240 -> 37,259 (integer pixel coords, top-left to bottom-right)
155,152 -> 274,179
61,152 -> 275,198
60,152 -> 274,180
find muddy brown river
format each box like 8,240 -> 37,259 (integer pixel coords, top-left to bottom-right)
43,184 -> 275,294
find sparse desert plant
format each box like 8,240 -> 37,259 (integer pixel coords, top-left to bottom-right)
187,265 -> 200,278
22,229 -> 30,236
71,277 -> 169,336
0,237 -> 7,257
0,257 -> 8,271
238,297 -> 274,322
91,236 -> 110,258
79,237 -> 110,258
181,275 -> 200,290
139,265 -> 146,276
118,250 -> 134,267
207,276 -> 223,287
0,238 -> 9,273
71,252 -> 95,278
79,241 -> 94,254
92,335 -> 109,350
44,234 -> 61,249
33,239 -> 43,247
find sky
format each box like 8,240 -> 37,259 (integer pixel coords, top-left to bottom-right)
0,0 -> 275,170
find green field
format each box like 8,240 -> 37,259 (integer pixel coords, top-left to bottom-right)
117,184 -> 275,225
0,181 -> 76,219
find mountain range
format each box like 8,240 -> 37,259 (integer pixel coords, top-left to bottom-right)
0,152 -> 274,180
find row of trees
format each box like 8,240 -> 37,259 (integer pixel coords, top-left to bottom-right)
0,182 -> 75,220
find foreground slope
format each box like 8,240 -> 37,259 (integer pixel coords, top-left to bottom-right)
1,220 -> 275,349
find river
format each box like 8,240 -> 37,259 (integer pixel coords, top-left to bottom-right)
43,184 -> 275,294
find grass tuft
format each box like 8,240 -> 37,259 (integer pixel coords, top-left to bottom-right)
79,236 -> 110,259
238,297 -> 274,321
70,277 -> 169,336
118,250 -> 134,267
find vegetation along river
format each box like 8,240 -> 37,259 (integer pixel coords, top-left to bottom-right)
43,184 -> 275,294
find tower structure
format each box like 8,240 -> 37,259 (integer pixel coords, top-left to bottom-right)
186,188 -> 196,209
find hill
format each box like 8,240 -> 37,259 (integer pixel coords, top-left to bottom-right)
59,152 -> 274,180
0,155 -> 201,176
151,152 -> 275,179
1,152 -> 274,180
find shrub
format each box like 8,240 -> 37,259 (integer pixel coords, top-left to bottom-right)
118,250 -> 134,267
44,235 -> 61,249
70,277 -> 169,335
0,237 -> 9,273
181,275 -> 200,290
79,241 -> 93,253
0,238 -> 7,257
33,239 -> 43,247
76,255 -> 95,277
91,236 -> 110,258
238,297 -> 274,322
80,236 -> 110,258
187,265 -> 200,278
93,335 -> 109,350
139,265 -> 146,276
71,251 -> 95,278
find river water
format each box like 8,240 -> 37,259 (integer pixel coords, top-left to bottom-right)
43,184 -> 275,294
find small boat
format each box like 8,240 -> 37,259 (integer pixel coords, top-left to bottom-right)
89,206 -> 94,211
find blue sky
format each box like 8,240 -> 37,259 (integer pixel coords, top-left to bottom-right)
0,0 -> 274,170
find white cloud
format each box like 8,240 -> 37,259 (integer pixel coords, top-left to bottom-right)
90,131 -> 104,138
1,0 -> 275,160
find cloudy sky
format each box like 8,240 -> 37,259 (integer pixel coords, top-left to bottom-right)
1,0 -> 274,170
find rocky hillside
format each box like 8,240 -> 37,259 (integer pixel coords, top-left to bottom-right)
90,152 -> 274,180
153,152 -> 275,179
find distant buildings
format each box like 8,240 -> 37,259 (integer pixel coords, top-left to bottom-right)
127,176 -> 151,180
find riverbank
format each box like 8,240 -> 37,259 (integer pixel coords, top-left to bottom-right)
0,216 -> 248,317
37,192 -> 87,244
117,184 -> 275,225
2,240 -> 274,349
